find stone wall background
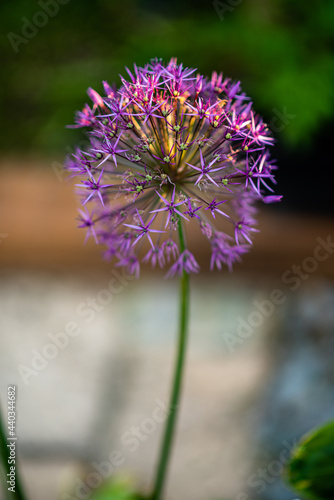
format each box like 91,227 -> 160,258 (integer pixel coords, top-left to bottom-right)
1,164 -> 333,500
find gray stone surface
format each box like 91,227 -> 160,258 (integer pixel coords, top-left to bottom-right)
254,283 -> 334,500
0,271 -> 280,500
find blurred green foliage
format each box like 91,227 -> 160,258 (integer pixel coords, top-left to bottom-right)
1,0 -> 334,156
82,476 -> 145,500
286,420 -> 334,500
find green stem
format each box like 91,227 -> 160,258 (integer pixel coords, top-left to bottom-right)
151,220 -> 190,500
0,404 -> 27,500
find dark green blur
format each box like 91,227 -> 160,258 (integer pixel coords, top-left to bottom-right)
1,0 -> 334,157
286,420 -> 334,500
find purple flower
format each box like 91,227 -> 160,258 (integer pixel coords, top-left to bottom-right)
210,232 -> 249,272
123,210 -> 164,249
67,104 -> 96,129
151,186 -> 188,227
184,199 -> 202,219
75,168 -> 113,206
77,208 -> 98,244
262,195 -> 283,204
142,246 -> 165,268
205,198 -> 228,219
115,254 -> 140,278
187,149 -> 224,188
66,58 -> 281,277
234,218 -> 259,245
165,250 -> 200,278
162,239 -> 179,262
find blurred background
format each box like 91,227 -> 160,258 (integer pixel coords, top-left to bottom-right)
0,0 -> 334,499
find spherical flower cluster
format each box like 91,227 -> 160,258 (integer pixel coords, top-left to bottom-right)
65,58 -> 281,278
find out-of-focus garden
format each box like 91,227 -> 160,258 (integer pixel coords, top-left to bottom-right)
1,1 -> 334,500
1,0 -> 334,212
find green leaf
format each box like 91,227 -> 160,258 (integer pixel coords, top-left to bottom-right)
286,420 -> 334,500
88,477 -> 145,500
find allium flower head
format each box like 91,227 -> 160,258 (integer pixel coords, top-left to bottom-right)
65,58 -> 281,277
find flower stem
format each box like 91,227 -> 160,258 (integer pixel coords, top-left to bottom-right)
0,404 -> 27,500
151,220 -> 190,500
